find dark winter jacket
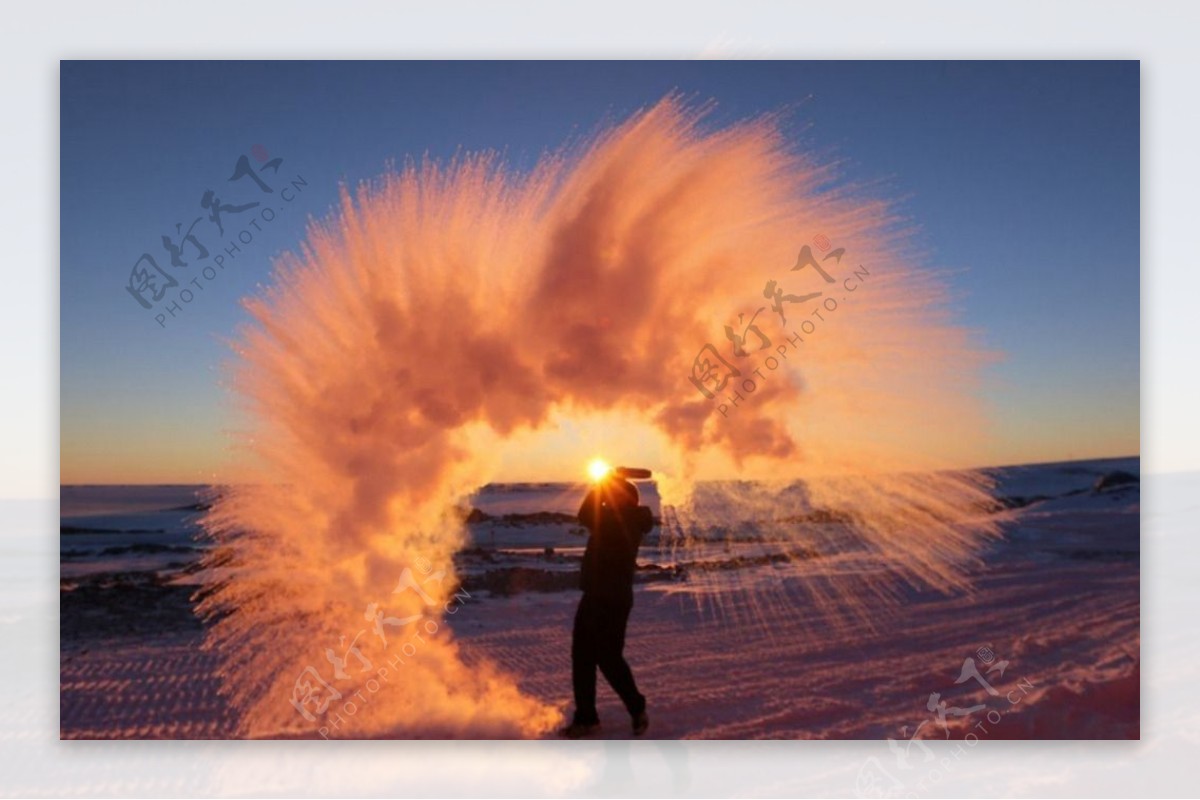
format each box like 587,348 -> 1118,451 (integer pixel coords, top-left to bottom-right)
577,481 -> 654,600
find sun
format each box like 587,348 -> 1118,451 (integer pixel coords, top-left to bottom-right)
587,457 -> 612,482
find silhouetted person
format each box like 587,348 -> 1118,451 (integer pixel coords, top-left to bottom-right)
562,473 -> 654,738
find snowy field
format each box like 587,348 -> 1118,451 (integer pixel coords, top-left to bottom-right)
58,458 -> 1139,740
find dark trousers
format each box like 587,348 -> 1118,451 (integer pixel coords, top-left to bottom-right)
571,592 -> 646,725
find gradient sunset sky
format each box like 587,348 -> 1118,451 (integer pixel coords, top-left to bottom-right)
60,61 -> 1139,484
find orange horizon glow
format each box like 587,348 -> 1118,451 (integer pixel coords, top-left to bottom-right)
59,407 -> 1141,487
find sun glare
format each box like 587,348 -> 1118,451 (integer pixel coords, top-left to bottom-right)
587,458 -> 612,482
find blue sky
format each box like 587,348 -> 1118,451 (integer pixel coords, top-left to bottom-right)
60,61 -> 1139,482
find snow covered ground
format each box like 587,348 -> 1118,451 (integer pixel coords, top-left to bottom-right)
58,458 -> 1139,741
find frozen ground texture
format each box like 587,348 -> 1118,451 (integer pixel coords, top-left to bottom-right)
58,458 -> 1138,740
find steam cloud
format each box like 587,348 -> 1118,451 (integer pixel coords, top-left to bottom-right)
199,97 -> 999,737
